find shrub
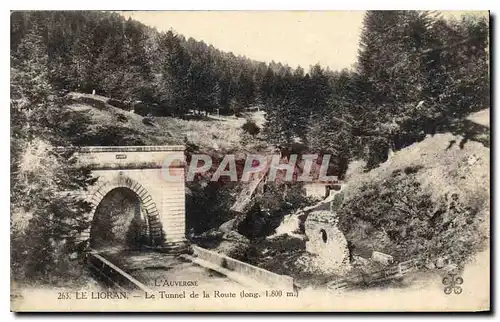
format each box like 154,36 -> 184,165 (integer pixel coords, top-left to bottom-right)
229,98 -> 243,117
241,119 -> 261,136
142,116 -> 158,127
132,101 -> 150,116
337,172 -> 486,265
403,164 -> 424,175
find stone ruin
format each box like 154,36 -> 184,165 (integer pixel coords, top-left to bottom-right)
303,210 -> 351,275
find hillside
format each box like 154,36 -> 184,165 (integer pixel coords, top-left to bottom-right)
340,128 -> 489,261
258,110 -> 490,286
11,10 -> 490,307
65,92 -> 268,153
68,91 -> 491,271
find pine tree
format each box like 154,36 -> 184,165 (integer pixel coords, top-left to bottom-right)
188,56 -> 221,114
307,64 -> 331,117
234,70 -> 256,108
357,11 -> 436,106
264,96 -> 298,149
354,11 -> 438,166
11,25 -> 96,281
156,30 -> 192,116
260,66 -> 276,108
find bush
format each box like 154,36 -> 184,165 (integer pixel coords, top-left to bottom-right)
10,137 -> 95,283
403,164 -> 424,175
229,98 -> 243,117
245,234 -> 306,276
132,101 -> 150,116
142,116 -> 158,127
337,171 -> 486,265
241,119 -> 260,136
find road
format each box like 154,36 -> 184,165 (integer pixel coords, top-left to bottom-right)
96,248 -> 240,291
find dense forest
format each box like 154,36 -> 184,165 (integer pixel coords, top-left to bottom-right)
10,11 -> 489,283
11,11 -> 489,170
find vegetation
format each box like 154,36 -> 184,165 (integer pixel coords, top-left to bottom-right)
241,119 -> 261,137
338,169 -> 487,266
10,10 -> 489,285
10,11 -> 488,171
312,11 -> 488,172
186,180 -> 237,235
125,217 -> 149,250
11,11 -> 280,116
11,27 -> 96,284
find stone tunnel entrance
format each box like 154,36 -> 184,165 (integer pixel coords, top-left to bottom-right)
74,145 -> 187,248
90,187 -> 155,251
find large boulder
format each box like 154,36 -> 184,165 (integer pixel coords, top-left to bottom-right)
223,231 -> 249,243
218,219 -> 236,233
214,231 -> 250,260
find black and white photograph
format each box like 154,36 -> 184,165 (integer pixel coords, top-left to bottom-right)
9,9 -> 490,312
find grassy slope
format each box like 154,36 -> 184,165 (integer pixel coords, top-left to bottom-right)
66,92 -> 268,153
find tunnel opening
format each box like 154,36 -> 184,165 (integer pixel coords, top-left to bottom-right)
90,187 -> 151,251
320,229 -> 328,243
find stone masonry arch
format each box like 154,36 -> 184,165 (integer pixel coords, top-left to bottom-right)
86,174 -> 163,243
75,145 -> 186,248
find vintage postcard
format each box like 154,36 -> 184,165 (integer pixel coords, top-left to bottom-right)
10,10 -> 490,312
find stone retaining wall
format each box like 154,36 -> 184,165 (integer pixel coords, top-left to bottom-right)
192,246 -> 294,290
